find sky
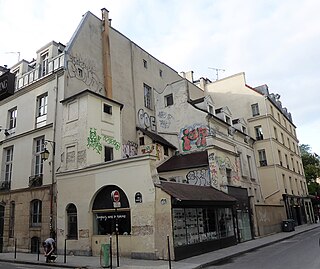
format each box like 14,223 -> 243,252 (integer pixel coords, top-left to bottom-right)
0,0 -> 319,153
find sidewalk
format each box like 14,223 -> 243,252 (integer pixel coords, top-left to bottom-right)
0,223 -> 319,269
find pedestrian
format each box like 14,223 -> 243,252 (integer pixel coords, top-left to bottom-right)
42,237 -> 56,263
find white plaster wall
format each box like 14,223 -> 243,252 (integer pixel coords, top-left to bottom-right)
56,156 -> 160,257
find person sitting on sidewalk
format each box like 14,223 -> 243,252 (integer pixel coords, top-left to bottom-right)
42,237 -> 56,263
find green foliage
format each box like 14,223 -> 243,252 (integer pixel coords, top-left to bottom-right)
300,144 -> 320,195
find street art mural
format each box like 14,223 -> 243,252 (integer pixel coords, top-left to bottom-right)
122,141 -> 138,158
186,168 -> 210,186
67,54 -> 103,93
180,124 -> 209,152
158,111 -> 174,129
208,152 -> 241,188
87,128 -> 120,154
137,108 -> 156,132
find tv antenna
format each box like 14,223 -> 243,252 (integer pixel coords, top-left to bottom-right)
5,52 -> 21,62
208,67 -> 225,81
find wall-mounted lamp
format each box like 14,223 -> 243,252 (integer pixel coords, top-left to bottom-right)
40,148 -> 50,161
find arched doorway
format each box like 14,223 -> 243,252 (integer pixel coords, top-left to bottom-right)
92,185 -> 131,235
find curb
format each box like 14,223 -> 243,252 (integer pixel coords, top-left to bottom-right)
197,225 -> 319,268
0,258 -> 76,268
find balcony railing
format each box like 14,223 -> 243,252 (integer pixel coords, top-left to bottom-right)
15,53 -> 65,91
0,180 -> 11,191
259,160 -> 268,167
29,175 -> 43,187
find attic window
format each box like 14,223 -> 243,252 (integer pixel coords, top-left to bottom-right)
103,104 -> 112,115
208,105 -> 214,114
225,116 -> 231,124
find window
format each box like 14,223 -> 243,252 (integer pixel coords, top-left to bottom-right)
291,157 -> 295,171
254,126 -> 264,140
242,126 -> 247,134
9,201 -> 15,238
164,146 -> 169,156
34,137 -> 45,176
270,105 -> 274,117
225,116 -> 231,125
37,94 -> 48,117
277,113 -> 281,123
41,52 -> 49,76
143,59 -> 148,69
273,126 -> 278,140
251,103 -> 260,116
258,150 -> 267,166
285,154 -> 289,169
103,104 -> 112,115
226,168 -> 232,185
281,133 -> 284,144
139,137 -> 145,146
30,199 -> 42,226
282,174 -> 287,193
5,146 -> 14,183
208,105 -> 214,115
278,150 -> 282,166
159,69 -> 163,77
247,155 -> 253,179
143,83 -> 152,109
8,108 -> 17,129
289,177 -> 293,194
165,94 -> 174,107
287,138 -> 290,150
66,204 -> 78,239
104,146 -> 114,162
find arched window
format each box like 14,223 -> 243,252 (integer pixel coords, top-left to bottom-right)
66,203 -> 78,239
92,185 -> 131,235
30,199 -> 42,226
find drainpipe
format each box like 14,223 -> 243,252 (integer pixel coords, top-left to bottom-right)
101,8 -> 112,98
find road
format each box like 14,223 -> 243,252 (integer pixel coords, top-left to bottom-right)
206,227 -> 320,269
0,261 -> 63,269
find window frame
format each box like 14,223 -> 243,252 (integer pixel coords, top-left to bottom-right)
30,199 -> 42,227
251,103 -> 260,116
4,146 -> 14,183
258,149 -> 267,166
104,146 -> 114,162
8,107 -> 17,130
34,137 -> 45,176
66,204 -> 78,240
143,83 -> 152,109
165,93 -> 174,107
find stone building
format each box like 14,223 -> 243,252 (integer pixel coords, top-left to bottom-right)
195,72 -> 314,235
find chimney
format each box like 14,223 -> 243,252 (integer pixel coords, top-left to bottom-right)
101,8 -> 112,98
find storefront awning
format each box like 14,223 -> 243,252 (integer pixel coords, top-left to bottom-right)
157,181 -> 237,206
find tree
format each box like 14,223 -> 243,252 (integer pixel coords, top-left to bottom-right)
300,144 -> 320,195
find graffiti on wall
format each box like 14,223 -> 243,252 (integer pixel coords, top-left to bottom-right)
137,108 -> 156,132
208,153 -> 241,187
180,124 -> 209,151
87,128 -> 120,154
67,54 -> 103,93
140,144 -> 155,154
186,169 -> 210,186
158,111 -> 174,129
122,141 -> 138,158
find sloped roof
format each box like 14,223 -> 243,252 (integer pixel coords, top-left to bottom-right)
136,127 -> 177,149
158,181 -> 237,203
157,151 -> 208,172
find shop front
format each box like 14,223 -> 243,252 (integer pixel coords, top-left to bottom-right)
158,181 -> 237,260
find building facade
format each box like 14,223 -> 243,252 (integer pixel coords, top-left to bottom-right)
196,72 -> 314,234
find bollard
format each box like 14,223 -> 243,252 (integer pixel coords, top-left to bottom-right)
167,235 -> 171,269
14,238 -> 17,259
110,236 -> 113,269
64,238 -> 67,263
37,238 -> 40,261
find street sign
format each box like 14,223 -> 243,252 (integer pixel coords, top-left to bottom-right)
113,202 -> 121,208
111,190 -> 120,202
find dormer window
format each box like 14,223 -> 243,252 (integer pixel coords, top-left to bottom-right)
41,52 -> 49,76
208,105 -> 214,114
225,116 -> 231,125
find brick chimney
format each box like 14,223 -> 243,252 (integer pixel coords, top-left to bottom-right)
101,8 -> 112,98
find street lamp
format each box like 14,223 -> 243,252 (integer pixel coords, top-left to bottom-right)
41,139 -> 56,239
